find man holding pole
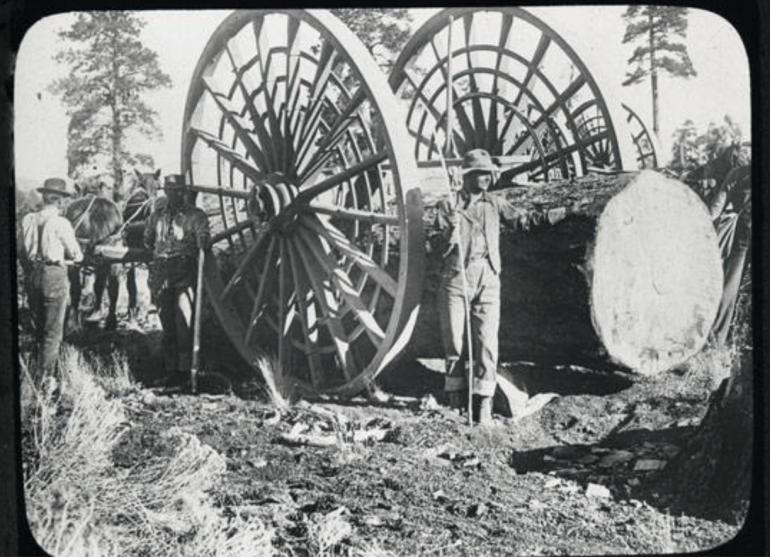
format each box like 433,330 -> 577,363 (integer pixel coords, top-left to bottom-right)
144,174 -> 210,386
432,149 -> 570,425
20,178 -> 84,376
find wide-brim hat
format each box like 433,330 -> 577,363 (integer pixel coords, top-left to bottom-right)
461,148 -> 498,175
36,177 -> 73,197
163,174 -> 186,189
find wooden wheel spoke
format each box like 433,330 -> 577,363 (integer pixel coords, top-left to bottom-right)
307,203 -> 399,226
210,219 -> 257,245
461,15 -> 488,149
221,227 -> 271,300
189,127 -> 265,183
296,41 -> 337,143
244,236 -> 277,345
293,231 -> 358,379
185,10 -> 425,395
296,226 -> 385,347
295,152 -> 388,205
285,239 -> 324,385
201,76 -> 271,172
296,89 -> 366,178
511,33 -> 551,109
501,129 -> 610,180
302,215 -> 398,298
223,43 -> 283,170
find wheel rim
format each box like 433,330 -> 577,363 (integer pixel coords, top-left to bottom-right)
182,9 -> 424,396
622,103 -> 660,170
388,7 -> 634,181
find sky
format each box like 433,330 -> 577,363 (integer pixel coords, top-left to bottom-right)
14,7 -> 750,188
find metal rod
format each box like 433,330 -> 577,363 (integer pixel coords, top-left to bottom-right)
191,247 -> 206,394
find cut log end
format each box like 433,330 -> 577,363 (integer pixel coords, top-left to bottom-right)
591,170 -> 723,375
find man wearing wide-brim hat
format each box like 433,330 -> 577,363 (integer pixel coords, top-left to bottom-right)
19,178 -> 84,376
144,174 -> 210,386
431,149 -> 572,425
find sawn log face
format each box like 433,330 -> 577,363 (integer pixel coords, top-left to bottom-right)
409,171 -> 723,375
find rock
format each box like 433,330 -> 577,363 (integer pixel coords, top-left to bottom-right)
432,489 -> 448,502
559,483 -> 581,494
543,455 -> 557,462
633,459 -> 667,471
659,444 -> 681,458
467,503 -> 488,518
627,478 -> 641,486
139,391 -> 157,406
363,515 -> 387,527
597,450 -> 635,468
528,499 -> 546,511
590,447 -> 611,454
585,483 -> 612,498
461,457 -> 482,469
577,454 -> 599,465
420,394 -> 441,411
544,478 -> 561,489
552,445 -> 584,459
247,458 -> 268,468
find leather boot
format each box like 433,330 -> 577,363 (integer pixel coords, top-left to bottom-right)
477,396 -> 493,426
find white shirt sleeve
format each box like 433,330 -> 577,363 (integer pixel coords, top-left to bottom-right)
21,212 -> 38,261
55,216 -> 84,263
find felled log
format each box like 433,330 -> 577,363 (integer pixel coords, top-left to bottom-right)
411,170 -> 723,376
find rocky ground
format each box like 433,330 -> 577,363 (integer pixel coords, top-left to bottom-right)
28,298 -> 744,556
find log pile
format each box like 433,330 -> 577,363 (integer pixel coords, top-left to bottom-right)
410,170 -> 723,376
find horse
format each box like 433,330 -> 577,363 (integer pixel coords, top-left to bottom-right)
66,169 -> 161,330
65,180 -> 124,331
120,169 -> 162,320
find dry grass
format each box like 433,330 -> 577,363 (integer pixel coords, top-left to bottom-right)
304,507 -> 354,557
21,344 -> 276,556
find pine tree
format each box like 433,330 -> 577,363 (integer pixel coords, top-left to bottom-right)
621,6 -> 696,137
49,12 -> 172,188
331,9 -> 413,70
669,118 -> 700,176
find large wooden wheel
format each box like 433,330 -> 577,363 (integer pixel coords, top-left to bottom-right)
181,10 -> 424,396
389,7 -> 636,181
622,103 -> 660,169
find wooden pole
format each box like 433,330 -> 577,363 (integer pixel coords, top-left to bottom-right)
191,247 -> 206,394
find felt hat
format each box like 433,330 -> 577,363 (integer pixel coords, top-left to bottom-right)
163,174 -> 186,189
461,148 -> 498,175
36,177 -> 73,197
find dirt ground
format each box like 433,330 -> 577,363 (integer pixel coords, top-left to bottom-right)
45,299 -> 745,556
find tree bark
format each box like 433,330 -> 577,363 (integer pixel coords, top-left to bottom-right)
649,13 -> 659,137
652,344 -> 753,522
411,170 -> 723,375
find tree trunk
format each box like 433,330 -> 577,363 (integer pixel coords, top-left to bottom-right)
411,170 -> 723,376
652,344 -> 753,522
649,13 -> 659,137
110,31 -> 123,191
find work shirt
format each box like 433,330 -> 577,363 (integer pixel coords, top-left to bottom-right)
144,201 -> 210,297
431,190 -> 567,274
144,202 -> 210,260
21,205 -> 83,266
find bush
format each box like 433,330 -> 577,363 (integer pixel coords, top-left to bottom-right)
21,345 -> 276,556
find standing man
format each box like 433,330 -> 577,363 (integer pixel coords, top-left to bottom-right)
144,174 -> 210,386
432,149 -> 569,425
708,144 -> 751,346
20,178 -> 84,375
